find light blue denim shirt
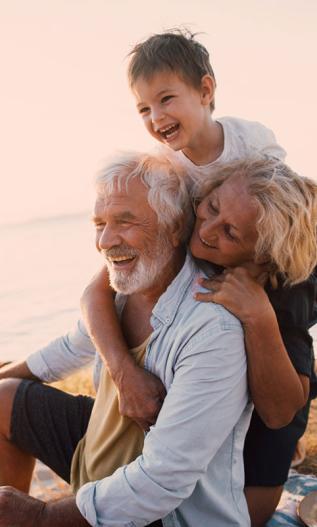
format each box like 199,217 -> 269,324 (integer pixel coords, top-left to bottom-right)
27,254 -> 252,527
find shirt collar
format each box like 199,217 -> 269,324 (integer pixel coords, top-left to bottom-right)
151,252 -> 197,329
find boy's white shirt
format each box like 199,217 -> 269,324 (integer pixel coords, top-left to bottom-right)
155,116 -> 286,186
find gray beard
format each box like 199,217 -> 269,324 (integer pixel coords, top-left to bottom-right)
105,233 -> 174,295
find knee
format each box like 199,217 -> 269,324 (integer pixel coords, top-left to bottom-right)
0,378 -> 22,438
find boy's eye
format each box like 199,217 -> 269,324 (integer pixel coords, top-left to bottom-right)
139,106 -> 150,115
161,95 -> 173,103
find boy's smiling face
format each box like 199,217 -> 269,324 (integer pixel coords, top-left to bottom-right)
132,70 -> 212,156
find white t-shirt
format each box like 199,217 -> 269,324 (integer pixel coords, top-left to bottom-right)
156,116 -> 286,186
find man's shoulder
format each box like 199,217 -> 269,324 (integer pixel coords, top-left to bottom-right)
169,256 -> 243,331
153,254 -> 243,338
179,273 -> 243,333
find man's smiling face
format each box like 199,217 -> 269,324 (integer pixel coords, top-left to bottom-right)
93,177 -> 173,295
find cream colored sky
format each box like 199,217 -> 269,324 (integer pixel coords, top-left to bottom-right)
1,0 -> 316,224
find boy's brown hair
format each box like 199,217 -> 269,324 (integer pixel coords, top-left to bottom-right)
127,28 -> 216,111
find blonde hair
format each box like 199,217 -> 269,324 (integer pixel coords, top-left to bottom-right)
193,158 -> 317,286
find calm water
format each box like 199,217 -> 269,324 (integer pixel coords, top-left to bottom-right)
1,213 -> 316,362
0,213 -> 100,362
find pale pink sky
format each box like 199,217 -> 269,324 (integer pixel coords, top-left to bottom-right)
1,0 -> 316,224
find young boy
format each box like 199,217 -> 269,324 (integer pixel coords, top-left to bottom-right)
81,30 -> 316,526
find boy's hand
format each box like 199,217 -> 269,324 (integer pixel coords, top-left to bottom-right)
81,266 -> 114,308
194,265 -> 274,325
116,363 -> 166,431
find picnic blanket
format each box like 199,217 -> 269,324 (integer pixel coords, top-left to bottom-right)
267,470 -> 317,526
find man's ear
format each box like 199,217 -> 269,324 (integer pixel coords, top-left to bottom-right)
200,74 -> 216,107
169,220 -> 185,248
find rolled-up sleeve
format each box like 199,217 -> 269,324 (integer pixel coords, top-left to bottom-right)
76,317 -> 248,527
26,319 -> 96,382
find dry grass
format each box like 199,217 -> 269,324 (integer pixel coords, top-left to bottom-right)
52,367 -> 95,396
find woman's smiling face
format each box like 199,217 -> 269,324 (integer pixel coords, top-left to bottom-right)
190,176 -> 260,268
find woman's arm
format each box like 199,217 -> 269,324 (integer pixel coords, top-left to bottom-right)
195,266 -> 310,428
80,267 -> 166,430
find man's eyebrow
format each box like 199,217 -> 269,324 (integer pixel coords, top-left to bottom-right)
91,211 -> 136,223
115,211 -> 137,221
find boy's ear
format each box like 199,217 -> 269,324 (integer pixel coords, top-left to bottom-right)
200,75 -> 216,107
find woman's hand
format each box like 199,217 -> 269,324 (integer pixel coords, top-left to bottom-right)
194,264 -> 271,325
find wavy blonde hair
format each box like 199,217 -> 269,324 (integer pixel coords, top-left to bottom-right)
193,158 -> 317,286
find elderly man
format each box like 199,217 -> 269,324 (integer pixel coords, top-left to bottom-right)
0,152 -> 251,527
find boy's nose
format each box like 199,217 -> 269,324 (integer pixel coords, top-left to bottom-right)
151,107 -> 165,128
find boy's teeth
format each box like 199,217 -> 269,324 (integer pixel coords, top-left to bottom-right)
160,124 -> 178,138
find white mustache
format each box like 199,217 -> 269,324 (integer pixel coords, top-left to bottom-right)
101,247 -> 138,259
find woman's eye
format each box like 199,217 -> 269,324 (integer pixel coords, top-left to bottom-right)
207,200 -> 218,214
224,225 -> 236,241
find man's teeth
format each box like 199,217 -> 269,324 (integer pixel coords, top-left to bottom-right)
108,256 -> 135,263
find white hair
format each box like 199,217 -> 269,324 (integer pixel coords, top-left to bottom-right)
96,151 -> 194,243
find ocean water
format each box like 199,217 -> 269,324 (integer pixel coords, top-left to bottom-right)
1,213 -> 316,363
0,213 -> 100,362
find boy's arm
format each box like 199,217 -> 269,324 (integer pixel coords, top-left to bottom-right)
81,267 -> 166,430
195,267 -> 310,429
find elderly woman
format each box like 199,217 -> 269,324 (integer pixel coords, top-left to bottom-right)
81,155 -> 317,527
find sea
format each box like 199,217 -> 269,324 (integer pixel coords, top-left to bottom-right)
1,213 -> 317,363
0,213 -> 100,362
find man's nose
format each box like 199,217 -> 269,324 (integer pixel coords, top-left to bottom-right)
98,225 -> 121,251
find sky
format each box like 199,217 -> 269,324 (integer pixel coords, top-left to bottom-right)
1,0 -> 317,225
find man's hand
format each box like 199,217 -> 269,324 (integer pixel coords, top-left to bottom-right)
116,363 -> 166,431
194,265 -> 273,325
0,486 -> 45,527
0,487 -> 90,527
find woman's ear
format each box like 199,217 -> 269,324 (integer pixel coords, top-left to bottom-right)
200,75 -> 216,107
255,253 -> 271,265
